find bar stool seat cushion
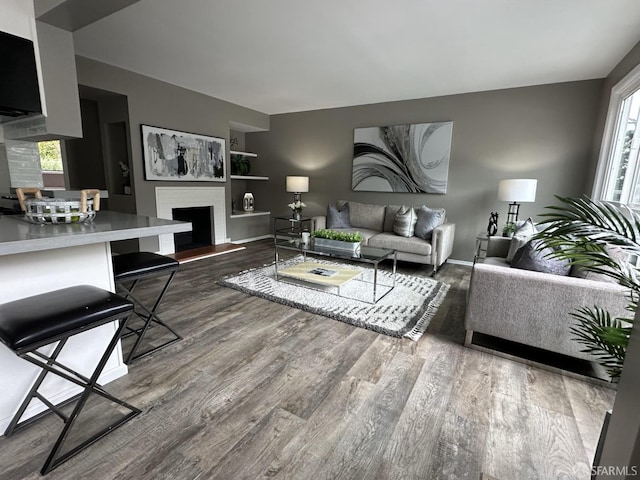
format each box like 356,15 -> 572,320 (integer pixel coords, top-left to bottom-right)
0,285 -> 133,352
113,252 -> 179,282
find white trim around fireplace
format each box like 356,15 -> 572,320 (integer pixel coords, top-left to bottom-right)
155,186 -> 228,254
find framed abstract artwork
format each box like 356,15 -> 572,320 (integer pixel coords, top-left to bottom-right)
352,122 -> 453,193
141,124 -> 225,182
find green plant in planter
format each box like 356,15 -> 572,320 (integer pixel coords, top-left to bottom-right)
312,229 -> 362,243
502,221 -> 516,237
535,195 -> 639,381
230,153 -> 251,176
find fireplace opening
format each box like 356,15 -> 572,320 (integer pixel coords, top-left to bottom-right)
172,206 -> 214,252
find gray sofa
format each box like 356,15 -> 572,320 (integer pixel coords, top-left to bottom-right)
465,236 -> 629,363
312,200 -> 455,273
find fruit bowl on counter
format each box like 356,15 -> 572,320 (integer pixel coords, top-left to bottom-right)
18,188 -> 101,224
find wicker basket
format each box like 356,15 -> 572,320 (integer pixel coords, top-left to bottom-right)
23,189 -> 101,224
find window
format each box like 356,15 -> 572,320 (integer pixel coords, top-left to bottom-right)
594,64 -> 640,207
38,140 -> 65,189
38,140 -> 63,171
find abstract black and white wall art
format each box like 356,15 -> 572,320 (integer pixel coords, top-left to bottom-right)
141,125 -> 225,182
352,122 -> 453,193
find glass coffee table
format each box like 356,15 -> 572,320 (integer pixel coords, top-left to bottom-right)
274,239 -> 397,303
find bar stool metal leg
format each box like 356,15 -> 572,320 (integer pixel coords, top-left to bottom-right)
117,269 -> 181,363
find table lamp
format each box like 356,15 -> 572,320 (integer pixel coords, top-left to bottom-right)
498,179 -> 537,224
286,176 -> 309,204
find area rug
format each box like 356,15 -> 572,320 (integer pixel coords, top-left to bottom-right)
218,255 -> 449,340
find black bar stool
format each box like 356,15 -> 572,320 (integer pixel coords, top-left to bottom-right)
0,285 -> 140,475
112,252 -> 181,364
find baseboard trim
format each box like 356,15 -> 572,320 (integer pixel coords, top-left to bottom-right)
447,258 -> 473,266
232,234 -> 273,244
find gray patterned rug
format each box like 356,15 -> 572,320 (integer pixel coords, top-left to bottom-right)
219,255 -> 449,340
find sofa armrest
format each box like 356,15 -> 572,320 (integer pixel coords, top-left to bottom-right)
432,222 -> 455,267
465,263 -> 629,360
311,215 -> 326,231
486,236 -> 511,258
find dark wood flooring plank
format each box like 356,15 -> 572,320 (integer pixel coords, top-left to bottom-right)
311,352 -> 424,480
204,407 -> 306,480
427,412 -> 487,480
375,339 -> 461,479
258,375 -> 376,480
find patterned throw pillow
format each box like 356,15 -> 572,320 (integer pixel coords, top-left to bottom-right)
327,203 -> 351,229
506,218 -> 538,263
393,206 -> 418,237
511,239 -> 571,276
414,206 -> 445,240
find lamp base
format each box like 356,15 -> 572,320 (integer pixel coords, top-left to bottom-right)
506,202 -> 520,224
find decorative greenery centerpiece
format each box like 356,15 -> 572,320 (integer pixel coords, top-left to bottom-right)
312,229 -> 362,242
502,221 -> 516,237
535,196 -> 639,381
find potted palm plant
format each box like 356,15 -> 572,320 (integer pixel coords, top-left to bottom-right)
535,196 -> 638,381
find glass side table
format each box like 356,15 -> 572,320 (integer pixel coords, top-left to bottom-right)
272,215 -> 313,242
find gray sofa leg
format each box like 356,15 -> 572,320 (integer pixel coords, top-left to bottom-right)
464,330 -> 474,347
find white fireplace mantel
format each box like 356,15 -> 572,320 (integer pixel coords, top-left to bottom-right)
155,186 -> 227,254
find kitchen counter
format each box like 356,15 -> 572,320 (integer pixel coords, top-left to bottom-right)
0,211 -> 191,434
0,210 -> 191,256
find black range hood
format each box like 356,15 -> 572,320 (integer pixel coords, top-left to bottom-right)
0,30 -> 42,119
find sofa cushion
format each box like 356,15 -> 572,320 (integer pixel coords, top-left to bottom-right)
326,203 -> 351,229
506,218 -> 537,263
338,200 -> 385,232
368,232 -> 432,256
511,239 -> 571,276
384,204 -> 402,232
582,244 -> 630,284
414,206 -> 445,240
393,206 -> 417,237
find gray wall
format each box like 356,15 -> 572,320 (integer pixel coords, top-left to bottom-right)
65,98 -> 106,189
74,56 -> 269,251
246,80 -> 604,262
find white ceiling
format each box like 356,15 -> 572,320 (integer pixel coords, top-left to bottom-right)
72,0 -> 640,115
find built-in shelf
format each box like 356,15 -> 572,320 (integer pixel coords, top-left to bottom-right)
230,210 -> 271,218
230,175 -> 269,181
230,150 -> 258,158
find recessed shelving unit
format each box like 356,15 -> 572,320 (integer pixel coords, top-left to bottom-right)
230,150 -> 258,158
230,175 -> 269,181
230,210 -> 271,218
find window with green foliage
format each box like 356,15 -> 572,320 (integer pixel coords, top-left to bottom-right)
38,140 -> 63,172
594,64 -> 640,207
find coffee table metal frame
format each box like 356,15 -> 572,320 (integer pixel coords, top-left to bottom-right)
274,239 -> 397,303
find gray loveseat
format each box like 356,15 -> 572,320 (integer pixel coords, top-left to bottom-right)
465,236 -> 629,364
312,200 -> 455,273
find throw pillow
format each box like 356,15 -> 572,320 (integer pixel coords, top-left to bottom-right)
583,244 -> 630,283
506,218 -> 537,263
393,206 -> 418,237
414,206 -> 445,240
327,203 -> 351,229
511,239 -> 571,276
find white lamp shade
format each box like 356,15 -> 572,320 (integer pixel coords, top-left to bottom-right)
286,176 -> 309,193
498,179 -> 537,203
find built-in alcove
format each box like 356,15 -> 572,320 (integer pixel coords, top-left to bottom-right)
172,206 -> 214,252
64,85 -> 137,254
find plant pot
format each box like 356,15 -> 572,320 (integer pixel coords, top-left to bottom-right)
313,237 -> 361,253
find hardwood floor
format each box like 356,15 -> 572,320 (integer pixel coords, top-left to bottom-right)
0,239 -> 615,479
